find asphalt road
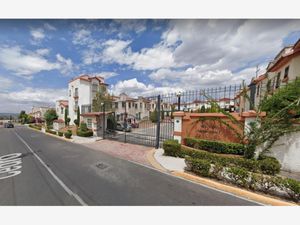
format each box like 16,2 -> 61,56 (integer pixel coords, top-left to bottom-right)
0,126 -> 259,206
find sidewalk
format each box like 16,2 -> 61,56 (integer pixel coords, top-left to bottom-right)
83,140 -> 153,166
71,135 -> 102,144
150,148 -> 297,206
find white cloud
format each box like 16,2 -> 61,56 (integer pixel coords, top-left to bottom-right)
36,48 -> 50,56
0,46 -> 76,77
56,54 -> 76,75
0,46 -> 59,77
100,39 -> 178,70
92,72 -> 118,80
44,23 -> 56,31
111,78 -> 183,97
30,28 -> 45,41
0,87 -> 67,113
163,20 -> 300,71
0,75 -> 13,90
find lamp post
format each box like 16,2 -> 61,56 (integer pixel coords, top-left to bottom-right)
176,91 -> 182,111
101,102 -> 105,139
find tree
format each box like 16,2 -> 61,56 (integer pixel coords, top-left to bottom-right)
92,85 -> 114,112
200,105 -> 206,113
44,109 -> 58,127
19,110 -> 28,124
150,108 -> 158,123
64,107 -> 68,126
75,106 -> 80,126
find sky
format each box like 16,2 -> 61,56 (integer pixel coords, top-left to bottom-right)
0,19 -> 300,113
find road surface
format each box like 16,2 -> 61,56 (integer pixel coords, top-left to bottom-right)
0,126 -> 259,206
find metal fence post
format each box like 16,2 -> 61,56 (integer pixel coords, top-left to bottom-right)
155,95 -> 161,149
102,102 -> 105,139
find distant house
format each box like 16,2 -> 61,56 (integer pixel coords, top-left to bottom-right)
112,93 -> 157,123
55,100 -> 68,121
29,106 -> 53,120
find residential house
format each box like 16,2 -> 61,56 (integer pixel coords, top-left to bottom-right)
112,93 -> 157,123
29,106 -> 53,121
68,74 -> 109,136
55,100 -> 68,121
237,38 -> 300,112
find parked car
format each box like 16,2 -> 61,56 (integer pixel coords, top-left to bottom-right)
116,122 -> 132,132
4,122 -> 14,128
131,122 -> 139,128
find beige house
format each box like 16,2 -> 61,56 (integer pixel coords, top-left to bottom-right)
236,38 -> 300,112
55,100 -> 68,121
29,106 -> 53,120
112,93 -> 156,123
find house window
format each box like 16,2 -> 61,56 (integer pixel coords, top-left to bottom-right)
115,102 -> 118,109
122,102 -> 125,108
128,102 -> 131,108
87,119 -> 92,129
74,88 -> 79,97
69,90 -> 71,97
140,103 -> 142,108
284,66 -> 289,79
61,107 -> 64,114
92,84 -> 98,92
135,103 -> 138,109
275,72 -> 281,89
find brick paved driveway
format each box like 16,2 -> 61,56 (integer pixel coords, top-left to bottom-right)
83,140 -> 153,167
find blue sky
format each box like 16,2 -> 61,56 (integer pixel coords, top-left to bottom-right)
0,19 -> 300,113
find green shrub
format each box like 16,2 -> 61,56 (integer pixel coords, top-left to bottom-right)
184,157 -> 300,202
244,144 -> 256,159
226,167 -> 250,187
185,137 -> 245,155
58,131 -> 63,137
46,129 -> 57,135
163,140 -> 280,175
29,124 -> 42,130
77,129 -> 93,137
185,157 -> 211,177
163,139 -> 181,157
282,178 -> 300,200
79,122 -> 88,131
258,157 -> 281,175
64,130 -> 72,139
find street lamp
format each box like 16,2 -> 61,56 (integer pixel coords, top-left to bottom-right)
176,91 -> 182,111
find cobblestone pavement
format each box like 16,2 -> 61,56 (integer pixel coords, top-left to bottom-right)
83,139 -> 153,167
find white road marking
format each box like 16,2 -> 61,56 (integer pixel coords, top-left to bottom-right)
0,153 -> 22,180
14,131 -> 88,206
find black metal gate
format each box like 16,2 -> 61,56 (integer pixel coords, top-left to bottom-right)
103,84 -> 242,148
104,95 -> 174,148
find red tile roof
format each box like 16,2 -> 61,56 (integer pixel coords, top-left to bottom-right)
69,74 -> 108,86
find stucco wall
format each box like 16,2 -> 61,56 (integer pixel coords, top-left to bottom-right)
267,132 -> 300,173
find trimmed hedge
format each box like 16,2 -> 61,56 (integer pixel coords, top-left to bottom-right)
185,157 -> 300,202
76,129 -> 93,137
185,137 -> 245,155
64,130 -> 72,139
29,124 -> 42,130
163,139 -> 281,175
58,131 -> 63,137
46,129 -> 57,135
163,139 -> 181,157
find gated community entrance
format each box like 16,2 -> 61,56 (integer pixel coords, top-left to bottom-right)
100,85 -> 242,148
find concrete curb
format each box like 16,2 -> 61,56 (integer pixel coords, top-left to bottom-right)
147,148 -> 169,172
27,126 -> 73,142
147,148 -> 298,206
